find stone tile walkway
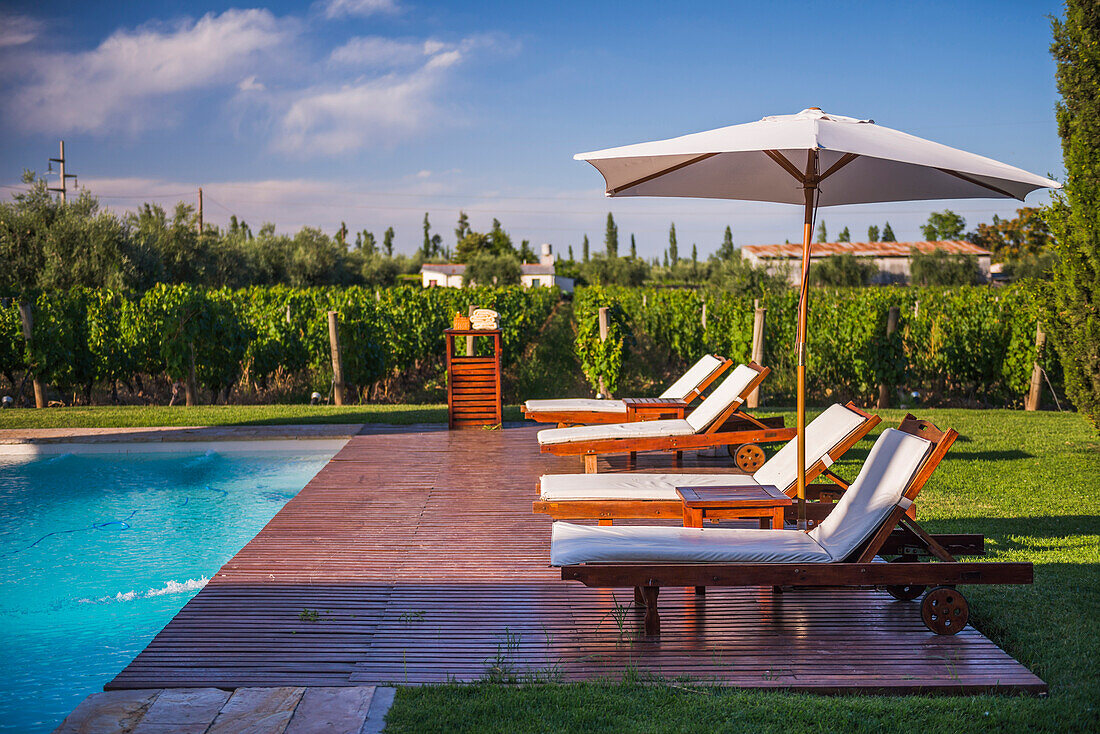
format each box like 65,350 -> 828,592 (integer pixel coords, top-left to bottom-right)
54,686 -> 386,734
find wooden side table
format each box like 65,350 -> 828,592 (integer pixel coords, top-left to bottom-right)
621,397 -> 689,421
676,484 -> 792,529
444,328 -> 502,429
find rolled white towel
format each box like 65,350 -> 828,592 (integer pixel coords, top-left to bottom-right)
471,308 -> 500,330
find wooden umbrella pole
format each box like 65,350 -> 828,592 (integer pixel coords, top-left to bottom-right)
795,150 -> 819,531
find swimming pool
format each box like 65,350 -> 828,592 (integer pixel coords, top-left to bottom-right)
0,446 -> 339,734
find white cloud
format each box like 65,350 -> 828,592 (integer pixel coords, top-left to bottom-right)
328,36 -> 434,68
278,35 -> 501,155
276,71 -> 440,155
319,0 -> 400,19
9,9 -> 293,134
238,75 -> 265,92
0,12 -> 41,47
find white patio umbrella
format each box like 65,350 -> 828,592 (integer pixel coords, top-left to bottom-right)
575,107 -> 1060,528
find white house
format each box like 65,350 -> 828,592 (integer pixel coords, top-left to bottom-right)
420,243 -> 574,292
741,240 -> 992,284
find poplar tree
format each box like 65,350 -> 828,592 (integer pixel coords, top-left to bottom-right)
838,226 -> 851,243
816,221 -> 827,242
868,225 -> 880,242
1048,0 -> 1100,426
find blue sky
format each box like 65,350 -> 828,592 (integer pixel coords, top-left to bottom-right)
0,0 -> 1065,257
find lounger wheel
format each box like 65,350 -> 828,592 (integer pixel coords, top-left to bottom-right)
920,586 -> 969,635
730,443 -> 766,472
885,583 -> 926,601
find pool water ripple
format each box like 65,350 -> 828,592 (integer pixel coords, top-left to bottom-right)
0,448 -> 335,734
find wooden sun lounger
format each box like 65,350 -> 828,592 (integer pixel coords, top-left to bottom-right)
533,402 -> 880,523
538,362 -> 795,473
554,415 -> 1034,636
522,355 -> 734,426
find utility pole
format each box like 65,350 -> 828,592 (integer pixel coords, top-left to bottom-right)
47,140 -> 77,203
197,187 -> 204,234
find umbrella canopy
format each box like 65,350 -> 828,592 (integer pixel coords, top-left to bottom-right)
574,108 -> 1060,528
575,108 -> 1058,203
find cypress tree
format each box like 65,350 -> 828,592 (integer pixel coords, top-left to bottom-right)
604,212 -> 618,258
668,223 -> 678,263
630,233 -> 637,259
1048,0 -> 1100,426
582,235 -> 590,262
718,225 -> 735,260
421,213 -> 432,258
383,227 -> 395,257
838,226 -> 851,243
868,225 -> 880,242
816,221 -> 827,242
882,222 -> 896,242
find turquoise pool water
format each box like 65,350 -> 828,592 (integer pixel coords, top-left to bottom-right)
0,446 -> 337,734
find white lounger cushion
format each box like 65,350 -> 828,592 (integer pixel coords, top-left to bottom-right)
538,419 -> 695,446
525,398 -> 627,413
684,364 -> 758,431
751,403 -> 868,489
808,427 -> 931,561
538,402 -> 871,500
541,472 -> 758,501
658,354 -> 725,400
549,428 -> 932,567
550,522 -> 832,566
525,354 -> 725,414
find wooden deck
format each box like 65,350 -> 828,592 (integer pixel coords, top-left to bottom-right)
107,425 -> 1045,694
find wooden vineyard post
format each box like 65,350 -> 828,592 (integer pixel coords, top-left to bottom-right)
1025,324 -> 1046,411
598,306 -> 609,398
445,328 -> 502,429
185,343 -> 198,406
747,299 -> 766,409
877,306 -> 900,409
17,301 -> 46,408
328,310 -> 346,406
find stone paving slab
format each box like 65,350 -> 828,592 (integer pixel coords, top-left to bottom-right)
53,690 -> 159,734
206,687 -> 305,734
131,688 -> 231,732
53,686 -> 381,734
284,687 -> 375,734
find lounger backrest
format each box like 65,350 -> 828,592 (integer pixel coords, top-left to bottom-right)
808,428 -> 931,561
751,403 -> 869,491
685,364 -> 758,432
658,354 -> 725,400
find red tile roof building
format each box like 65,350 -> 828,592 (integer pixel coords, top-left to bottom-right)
741,240 -> 991,284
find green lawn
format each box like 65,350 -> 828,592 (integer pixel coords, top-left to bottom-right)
0,403 -> 525,429
383,409 -> 1099,734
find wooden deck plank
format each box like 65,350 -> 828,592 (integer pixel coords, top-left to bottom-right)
106,425 -> 1045,694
